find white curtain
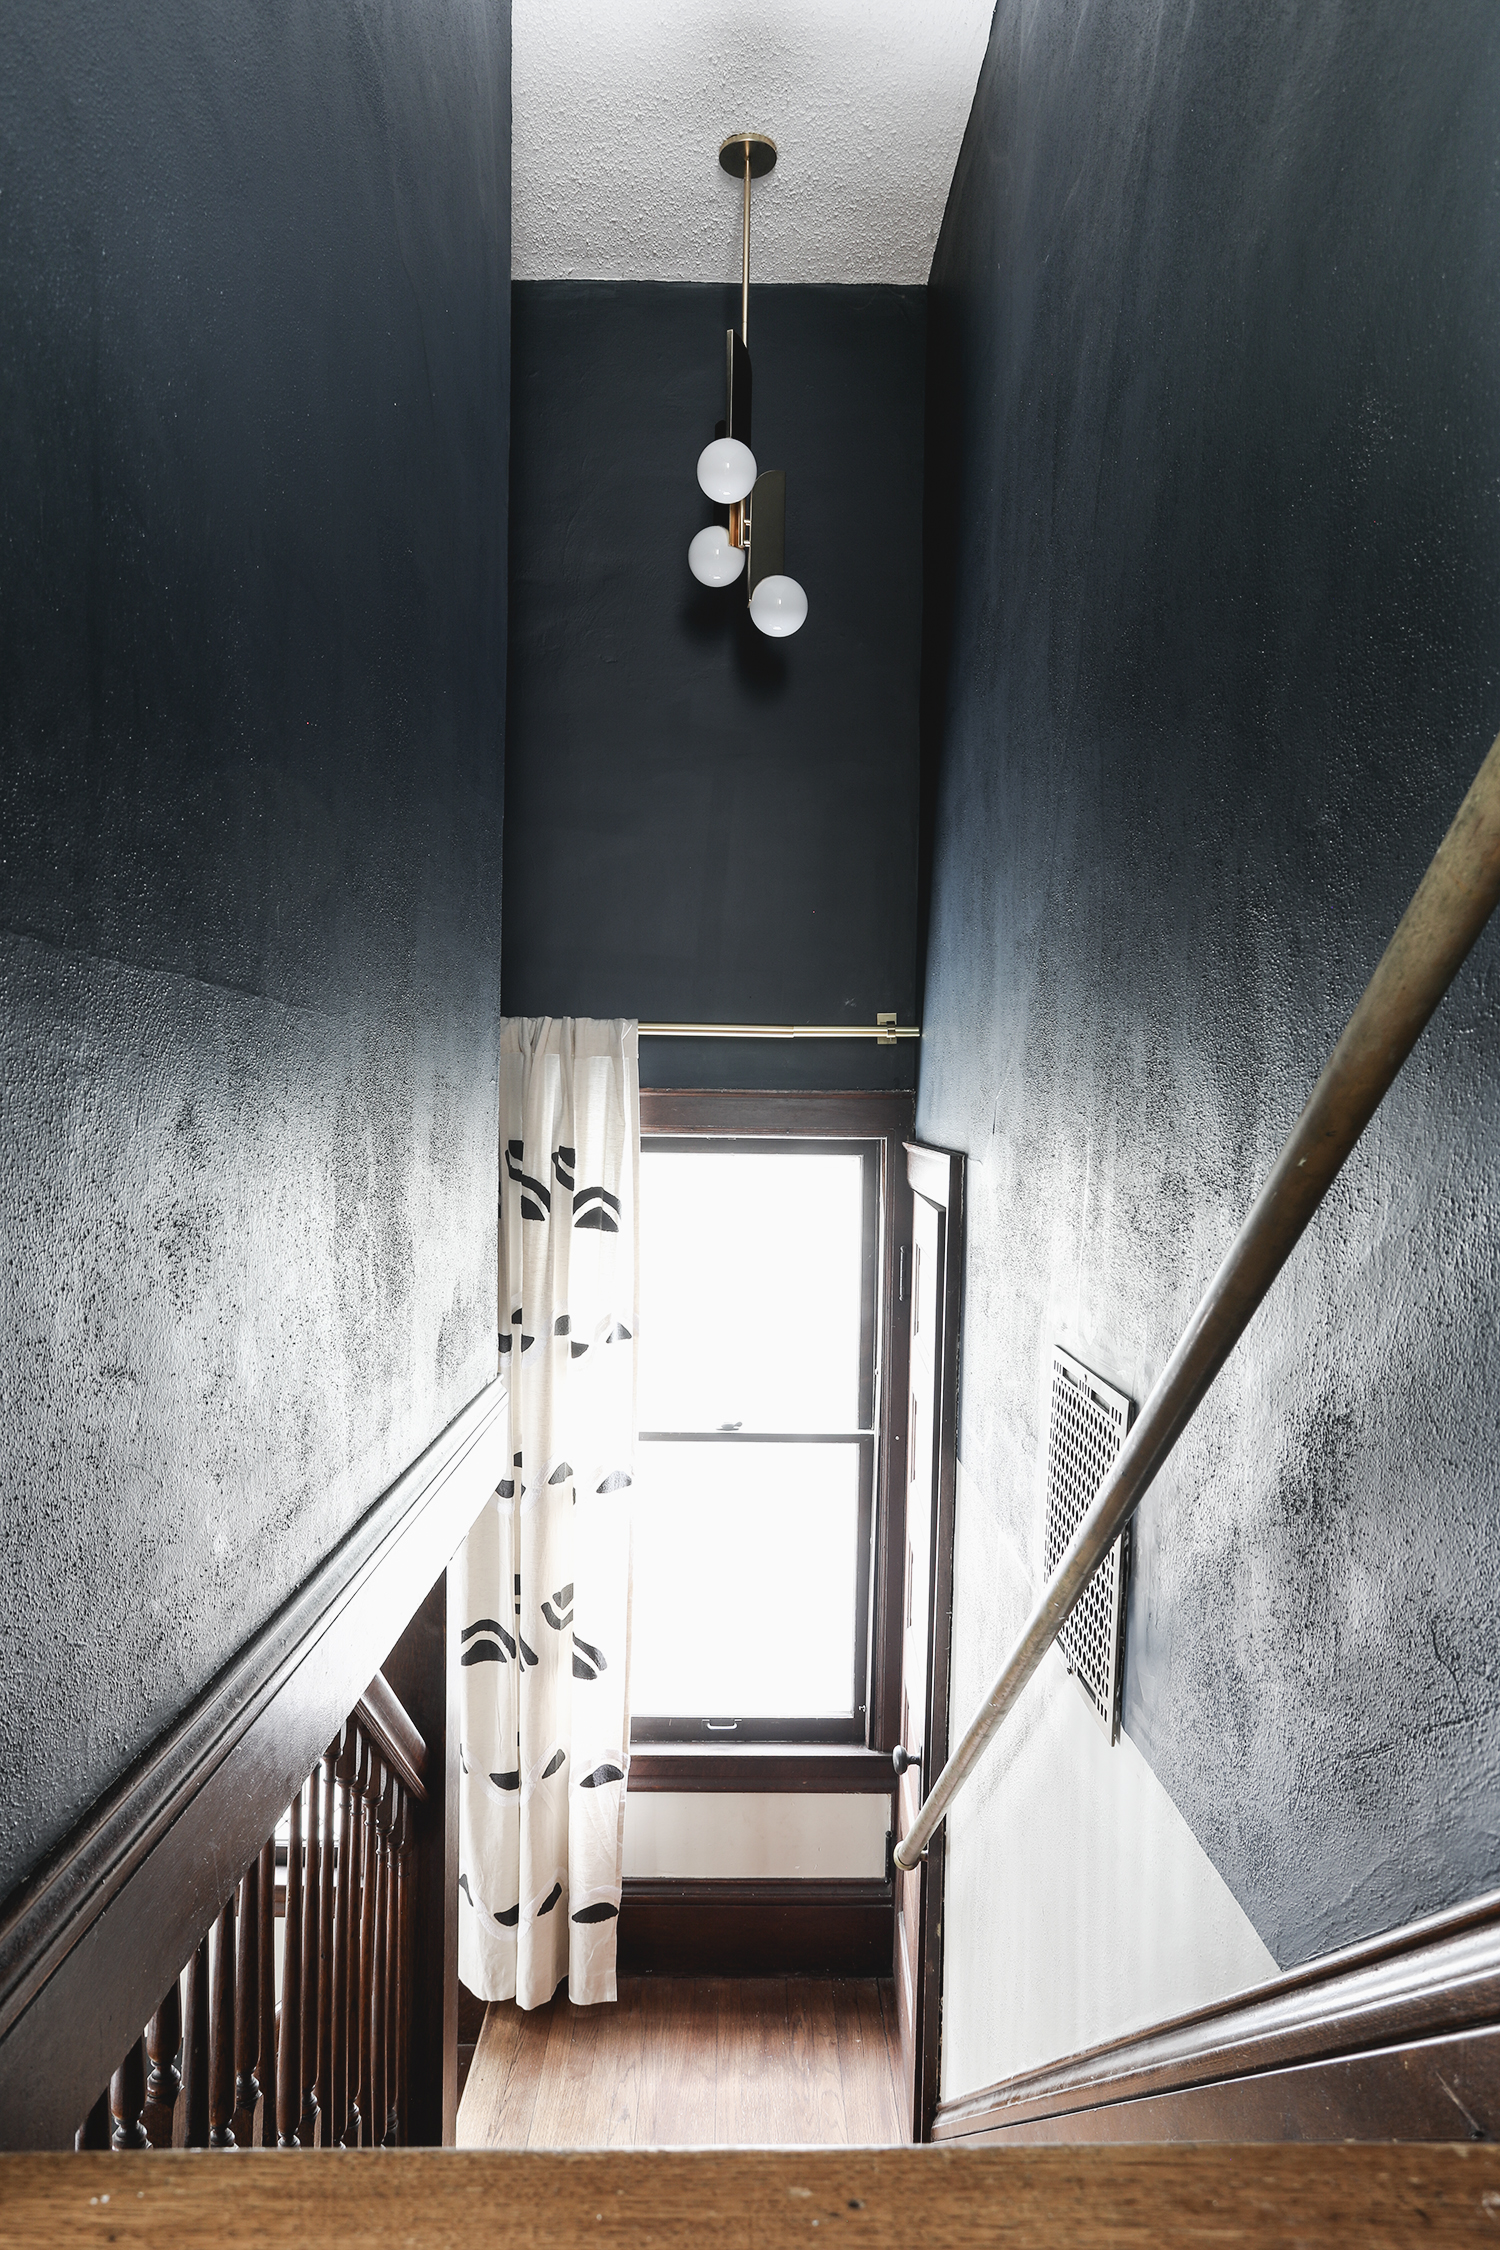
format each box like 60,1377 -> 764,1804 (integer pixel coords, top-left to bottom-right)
457,1017 -> 639,2008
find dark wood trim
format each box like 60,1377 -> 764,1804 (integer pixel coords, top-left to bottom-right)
934,2026 -> 1500,2144
627,1745 -> 898,1794
616,1879 -> 894,1978
637,1088 -> 916,1764
873,1117 -> 917,1758
640,1090 -> 916,1140
902,1144 -> 964,2145
931,1885 -> 1500,2145
0,1376 -> 507,2149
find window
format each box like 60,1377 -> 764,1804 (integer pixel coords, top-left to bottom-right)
630,1122 -> 885,1743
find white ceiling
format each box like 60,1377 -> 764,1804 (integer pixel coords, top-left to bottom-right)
511,1 -> 996,287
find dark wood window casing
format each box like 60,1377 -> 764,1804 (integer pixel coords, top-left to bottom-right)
631,1089 -> 914,1792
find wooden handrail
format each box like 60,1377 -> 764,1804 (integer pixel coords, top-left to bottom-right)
896,729 -> 1500,1871
357,1673 -> 428,1803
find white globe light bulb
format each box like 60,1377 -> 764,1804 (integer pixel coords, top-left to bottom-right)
749,574 -> 808,638
688,524 -> 747,587
697,436 -> 757,505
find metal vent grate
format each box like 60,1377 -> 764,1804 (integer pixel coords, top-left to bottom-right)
1044,1347 -> 1132,1741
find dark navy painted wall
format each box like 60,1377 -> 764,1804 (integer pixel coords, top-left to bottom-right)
0,0 -> 510,1903
917,0 -> 1500,1966
502,282 -> 924,1091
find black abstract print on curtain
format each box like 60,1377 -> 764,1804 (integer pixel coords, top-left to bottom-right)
457,1018 -> 639,2009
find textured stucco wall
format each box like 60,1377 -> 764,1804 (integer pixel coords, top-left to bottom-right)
0,0 -> 511,1904
917,0 -> 1500,2027
503,281 -> 925,1092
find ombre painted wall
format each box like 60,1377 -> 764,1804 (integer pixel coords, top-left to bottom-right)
0,0 -> 511,1904
916,0 -> 1500,2092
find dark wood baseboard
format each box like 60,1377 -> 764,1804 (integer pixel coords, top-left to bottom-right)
932,1885 -> 1500,2145
627,1745 -> 897,1794
617,1880 -> 894,1977
0,1376 -> 507,2149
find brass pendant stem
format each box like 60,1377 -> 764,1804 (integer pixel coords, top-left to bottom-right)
741,140 -> 751,346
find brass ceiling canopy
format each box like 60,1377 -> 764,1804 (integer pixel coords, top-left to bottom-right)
718,132 -> 778,180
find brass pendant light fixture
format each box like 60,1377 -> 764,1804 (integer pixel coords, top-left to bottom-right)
687,133 -> 808,637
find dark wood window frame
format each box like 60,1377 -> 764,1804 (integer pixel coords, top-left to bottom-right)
629,1088 -> 915,1797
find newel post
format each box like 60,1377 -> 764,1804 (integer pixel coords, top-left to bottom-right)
379,1564 -> 459,2146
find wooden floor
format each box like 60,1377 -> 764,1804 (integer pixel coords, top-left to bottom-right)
457,1977 -> 908,2149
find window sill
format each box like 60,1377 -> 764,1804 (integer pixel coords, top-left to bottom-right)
625,1743 -> 896,1793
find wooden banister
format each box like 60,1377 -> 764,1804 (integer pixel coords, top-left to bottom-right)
0,1377 -> 504,2149
57,1664 -> 439,2158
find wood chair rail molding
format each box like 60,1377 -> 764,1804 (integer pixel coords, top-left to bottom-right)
2,2145 -> 1497,2248
931,1884 -> 1500,2145
0,1375 -> 508,2150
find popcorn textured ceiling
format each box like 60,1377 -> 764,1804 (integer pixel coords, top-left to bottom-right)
512,0 -> 996,286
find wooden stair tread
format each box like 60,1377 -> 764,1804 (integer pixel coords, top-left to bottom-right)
2,2144 -> 1497,2246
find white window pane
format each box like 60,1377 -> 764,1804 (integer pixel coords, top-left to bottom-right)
631,1441 -> 860,1718
638,1148 -> 864,1431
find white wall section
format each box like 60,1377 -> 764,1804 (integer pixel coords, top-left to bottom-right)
512,0 -> 995,284
623,1791 -> 890,1881
940,1461 -> 1278,2103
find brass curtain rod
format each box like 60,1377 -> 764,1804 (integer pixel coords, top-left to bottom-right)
639,1019 -> 920,1044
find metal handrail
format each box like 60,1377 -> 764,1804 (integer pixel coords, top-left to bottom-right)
894,729 -> 1500,1873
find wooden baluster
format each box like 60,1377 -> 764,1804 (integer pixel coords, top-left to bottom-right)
394,1792 -> 414,2146
370,1764 -> 391,2153
345,1731 -> 372,2145
256,1836 -> 277,2146
331,1726 -> 357,2146
297,1770 -> 321,2147
314,1736 -> 337,2146
145,1981 -> 182,2147
110,2035 -> 149,2149
208,1892 -> 237,2146
232,1861 -> 259,2145
76,2088 -> 112,2149
354,1751 -> 381,2146
183,1933 -> 211,2149
381,1779 -> 403,2145
276,1788 -> 304,2147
